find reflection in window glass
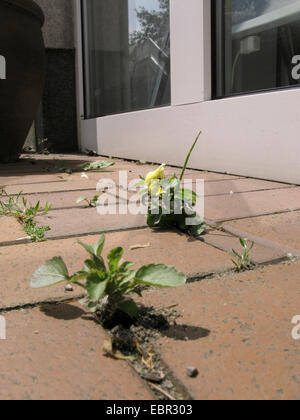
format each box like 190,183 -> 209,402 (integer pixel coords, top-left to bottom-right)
213,0 -> 300,98
82,0 -> 170,119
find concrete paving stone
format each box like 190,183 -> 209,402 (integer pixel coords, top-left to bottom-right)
141,261 -> 300,400
0,229 -> 232,310
223,211 -> 300,253
0,174 -> 67,187
202,228 -> 285,264
205,187 -> 300,222
3,170 -> 175,196
36,207 -> 148,239
1,155 -> 243,199
3,170 -> 221,196
0,216 -> 26,244
0,304 -> 153,400
5,179 -> 111,195
22,154 -> 241,178
1,190 -> 120,212
141,178 -> 290,197
0,240 -> 84,310
98,229 -> 233,278
203,178 -> 291,196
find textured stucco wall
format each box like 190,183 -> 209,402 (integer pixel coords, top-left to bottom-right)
35,0 -> 74,49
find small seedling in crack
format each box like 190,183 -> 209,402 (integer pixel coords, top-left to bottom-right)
30,235 -> 186,321
76,195 -> 99,208
232,238 -> 254,271
24,224 -> 51,242
0,191 -> 52,242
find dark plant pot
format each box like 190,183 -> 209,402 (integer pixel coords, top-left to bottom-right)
0,0 -> 45,162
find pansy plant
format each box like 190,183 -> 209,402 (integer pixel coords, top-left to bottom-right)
30,235 -> 186,319
137,132 -> 206,238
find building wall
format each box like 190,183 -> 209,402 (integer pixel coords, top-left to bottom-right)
35,0 -> 78,152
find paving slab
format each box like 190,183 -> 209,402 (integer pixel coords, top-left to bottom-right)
0,304 -> 153,400
141,261 -> 300,400
0,174 -> 67,187
0,190 -> 120,213
36,207 -> 147,239
127,177 -> 289,196
224,211 -> 300,253
0,216 -> 26,244
203,178 -> 291,196
20,154 -> 243,180
3,169 -> 240,196
206,187 -> 300,222
5,179 -> 110,195
0,229 -> 232,310
201,228 -> 285,264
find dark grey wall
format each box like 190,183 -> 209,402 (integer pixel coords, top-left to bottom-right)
36,0 -> 74,49
35,0 -> 78,152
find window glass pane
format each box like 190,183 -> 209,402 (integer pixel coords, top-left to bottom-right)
214,0 -> 300,98
82,0 -> 170,119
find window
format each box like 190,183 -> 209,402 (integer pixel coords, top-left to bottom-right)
81,0 -> 171,119
213,0 -> 300,98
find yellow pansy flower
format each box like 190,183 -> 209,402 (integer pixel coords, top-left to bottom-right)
145,164 -> 166,187
145,164 -> 166,195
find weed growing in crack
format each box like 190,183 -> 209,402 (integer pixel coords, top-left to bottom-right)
232,238 -> 254,271
24,224 -> 51,242
76,195 -> 100,208
137,132 -> 206,238
0,191 -> 52,242
30,234 -> 186,321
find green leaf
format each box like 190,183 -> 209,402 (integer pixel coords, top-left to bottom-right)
118,299 -> 139,318
119,261 -> 134,273
81,161 -> 115,171
232,249 -> 241,258
86,301 -> 99,313
69,271 -> 88,283
147,212 -> 162,227
180,131 -> 202,181
93,235 -> 105,257
78,240 -> 95,256
135,180 -> 146,187
86,273 -> 108,301
135,264 -> 186,288
84,255 -> 106,272
190,222 -> 206,237
76,197 -> 86,204
108,247 -> 124,272
181,188 -> 197,204
30,257 -> 69,288
232,259 -> 238,267
239,238 -> 246,248
119,270 -> 137,287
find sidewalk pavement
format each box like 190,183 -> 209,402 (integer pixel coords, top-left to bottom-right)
0,154 -> 299,400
